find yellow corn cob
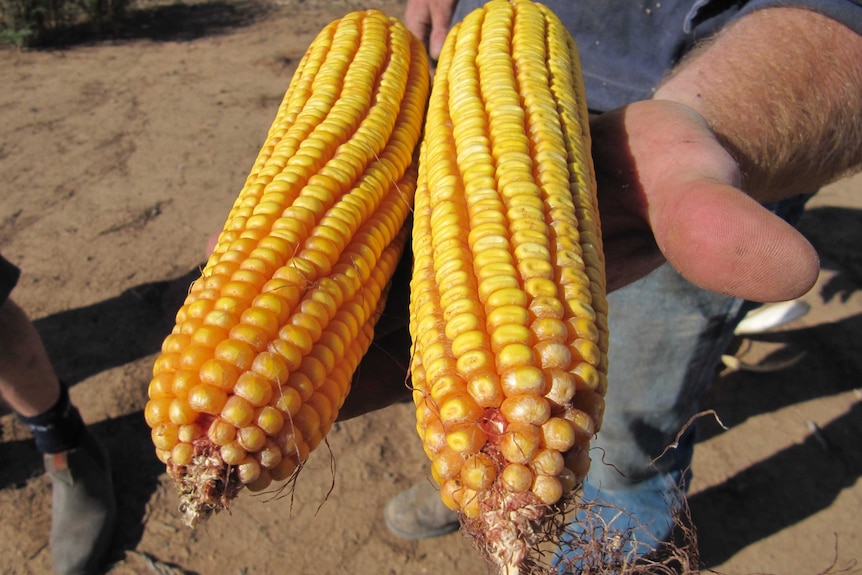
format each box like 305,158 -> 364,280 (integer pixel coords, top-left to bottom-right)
145,9 -> 429,526
409,0 -> 607,572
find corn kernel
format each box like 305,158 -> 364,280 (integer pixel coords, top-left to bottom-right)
500,463 -> 533,493
221,395 -> 255,428
293,403 -> 321,440
531,448 -> 564,476
230,324 -> 269,352
564,446 -> 592,479
431,446 -> 464,482
558,467 -> 578,493
169,398 -> 198,425
207,417 -> 237,446
234,372 -> 274,407
257,440 -> 283,469
499,422 -> 540,464
148,373 -> 174,399
152,423 -> 179,451
237,456 -> 261,484
255,405 -> 285,436
440,479 -> 464,511
144,397 -> 171,427
199,359 -> 240,391
438,394 -> 483,425
171,442 -> 194,467
500,394 -> 550,426
307,393 -> 333,429
467,372 -> 504,408
545,369 -> 576,408
269,456 -> 297,481
460,487 -> 481,519
215,339 -> 256,371
500,366 -> 547,396
251,351 -> 290,385
179,345 -> 212,371
171,370 -> 200,397
446,422 -> 488,454
460,453 -> 496,491
535,340 -> 572,371
192,325 -> 229,349
221,441 -> 247,466
178,423 -> 202,443
187,384 -> 228,415
273,386 -> 303,417
532,474 -> 563,505
562,408 -> 597,442
161,333 -> 191,354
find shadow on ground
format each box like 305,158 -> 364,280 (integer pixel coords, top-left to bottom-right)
697,312 -> 862,443
687,204 -> 862,567
797,205 -> 862,304
33,266 -> 201,387
27,0 -> 273,48
0,204 -> 859,566
690,400 -> 861,568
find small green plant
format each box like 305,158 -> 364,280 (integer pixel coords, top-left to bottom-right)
0,0 -> 128,46
0,24 -> 33,46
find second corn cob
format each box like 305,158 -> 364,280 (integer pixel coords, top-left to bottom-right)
409,0 -> 608,572
145,9 -> 429,526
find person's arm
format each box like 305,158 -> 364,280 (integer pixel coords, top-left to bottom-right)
655,7 -> 862,202
593,7 -> 861,301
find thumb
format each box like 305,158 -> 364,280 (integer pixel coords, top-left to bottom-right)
653,179 -> 820,302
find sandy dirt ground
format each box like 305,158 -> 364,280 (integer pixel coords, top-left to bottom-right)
1,1 -> 860,573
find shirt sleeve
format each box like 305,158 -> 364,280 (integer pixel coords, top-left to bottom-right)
446,0 -> 861,113
701,0 -> 862,35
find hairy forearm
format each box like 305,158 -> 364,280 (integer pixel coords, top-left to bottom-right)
654,7 -> 862,202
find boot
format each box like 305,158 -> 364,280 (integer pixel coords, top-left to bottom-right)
384,479 -> 460,540
45,429 -> 116,575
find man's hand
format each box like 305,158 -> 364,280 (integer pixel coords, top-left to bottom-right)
404,0 -> 457,61
603,6 -> 862,302
593,100 -> 820,302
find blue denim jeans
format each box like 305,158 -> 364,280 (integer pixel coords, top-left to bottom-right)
590,193 -> 809,490
554,194 -> 811,570
551,263 -> 745,570
588,261 -> 745,491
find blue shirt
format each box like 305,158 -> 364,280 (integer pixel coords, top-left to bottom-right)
450,0 -> 862,112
